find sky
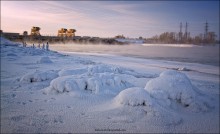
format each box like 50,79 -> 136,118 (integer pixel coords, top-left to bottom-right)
1,1 -> 219,38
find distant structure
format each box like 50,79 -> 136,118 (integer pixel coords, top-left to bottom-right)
1,27 -> 124,45
115,34 -> 125,39
31,26 -> 41,36
184,22 -> 188,40
204,20 -> 209,40
58,28 -> 76,37
66,29 -> 76,37
179,22 -> 183,42
1,30 -> 20,40
58,28 -> 68,37
23,31 -> 28,36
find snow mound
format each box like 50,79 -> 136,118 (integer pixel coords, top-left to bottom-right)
0,37 -> 21,46
37,57 -> 53,64
178,67 -> 191,71
26,49 -> 47,56
44,73 -> 133,95
20,70 -> 58,83
58,64 -> 123,77
114,87 -> 153,107
88,64 -> 122,75
88,64 -> 155,78
145,70 -> 212,112
58,68 -> 88,76
44,64 -> 153,95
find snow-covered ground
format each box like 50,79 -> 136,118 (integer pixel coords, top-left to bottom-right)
1,37 -> 219,133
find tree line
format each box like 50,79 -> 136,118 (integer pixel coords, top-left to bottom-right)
144,31 -> 218,45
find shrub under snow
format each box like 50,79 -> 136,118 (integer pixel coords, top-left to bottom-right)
114,87 -> 153,107
20,70 -> 58,83
58,68 -> 88,76
87,64 -> 123,75
44,73 -> 133,95
144,70 -> 212,111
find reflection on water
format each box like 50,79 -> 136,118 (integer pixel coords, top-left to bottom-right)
50,43 -> 219,66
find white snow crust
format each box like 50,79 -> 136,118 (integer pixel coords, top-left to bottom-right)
114,87 -> 153,106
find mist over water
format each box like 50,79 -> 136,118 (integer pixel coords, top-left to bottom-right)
50,43 -> 219,66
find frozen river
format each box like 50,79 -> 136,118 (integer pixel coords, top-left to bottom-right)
50,43 -> 219,66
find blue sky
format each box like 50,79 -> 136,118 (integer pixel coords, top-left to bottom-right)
1,1 -> 219,38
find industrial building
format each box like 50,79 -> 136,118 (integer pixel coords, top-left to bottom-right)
0,26 -> 123,45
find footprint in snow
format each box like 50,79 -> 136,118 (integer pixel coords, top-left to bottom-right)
11,115 -> 26,122
53,115 -> 63,124
44,98 -> 56,103
67,106 -> 71,109
107,117 -> 111,119
36,109 -> 45,113
11,94 -> 16,98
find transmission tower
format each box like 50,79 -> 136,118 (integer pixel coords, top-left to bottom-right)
204,20 -> 209,40
179,22 -> 183,42
185,22 -> 188,39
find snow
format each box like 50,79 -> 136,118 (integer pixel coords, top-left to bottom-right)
44,67 -> 134,95
0,37 -> 21,46
114,87 -> 153,106
58,68 -> 87,76
20,70 -> 58,83
144,70 -> 213,112
1,37 -> 219,133
37,56 -> 53,63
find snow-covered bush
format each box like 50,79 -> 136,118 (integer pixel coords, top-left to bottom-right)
20,70 -> 58,83
37,56 -> 53,64
44,73 -> 133,95
87,64 -> 123,75
58,68 -> 88,76
114,87 -> 153,107
144,70 -> 212,112
88,64 -> 155,78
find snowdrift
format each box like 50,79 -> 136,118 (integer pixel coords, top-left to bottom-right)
58,68 -> 88,76
44,64 -> 153,95
37,56 -> 53,64
0,37 -> 21,46
114,87 -> 153,107
145,70 -> 213,112
20,70 -> 58,83
44,73 -> 133,95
